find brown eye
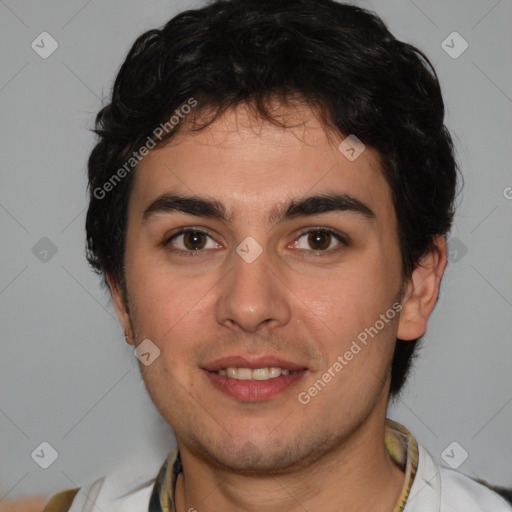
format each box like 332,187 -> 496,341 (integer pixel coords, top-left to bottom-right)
166,229 -> 219,253
307,231 -> 333,250
182,231 -> 207,250
292,229 -> 346,253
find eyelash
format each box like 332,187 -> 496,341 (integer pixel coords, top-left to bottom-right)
163,227 -> 347,257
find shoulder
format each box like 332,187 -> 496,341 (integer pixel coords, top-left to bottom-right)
43,471 -> 156,512
437,464 -> 512,512
404,443 -> 512,511
41,451 -> 168,512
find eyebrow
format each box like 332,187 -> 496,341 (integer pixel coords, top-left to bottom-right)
142,193 -> 375,224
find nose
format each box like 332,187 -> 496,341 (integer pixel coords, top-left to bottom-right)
215,242 -> 292,333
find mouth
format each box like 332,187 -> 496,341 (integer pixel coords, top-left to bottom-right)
215,366 -> 299,380
201,356 -> 308,401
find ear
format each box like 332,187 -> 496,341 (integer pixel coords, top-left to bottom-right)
106,273 -> 134,346
397,235 -> 447,341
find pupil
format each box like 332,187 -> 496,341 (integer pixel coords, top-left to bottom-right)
308,231 -> 330,250
184,231 -> 206,250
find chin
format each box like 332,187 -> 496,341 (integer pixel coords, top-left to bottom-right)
188,434 -> 331,476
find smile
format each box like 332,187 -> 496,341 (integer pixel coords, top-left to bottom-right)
216,367 -> 299,380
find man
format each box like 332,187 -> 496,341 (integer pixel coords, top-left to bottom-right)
38,0 -> 510,510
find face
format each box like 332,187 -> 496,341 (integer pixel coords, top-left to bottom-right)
112,102 -> 408,474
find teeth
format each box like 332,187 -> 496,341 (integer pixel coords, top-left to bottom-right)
216,367 -> 298,381
252,368 -> 269,380
269,367 -> 281,378
237,368 -> 252,380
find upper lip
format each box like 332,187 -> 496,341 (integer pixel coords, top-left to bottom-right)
201,356 -> 308,372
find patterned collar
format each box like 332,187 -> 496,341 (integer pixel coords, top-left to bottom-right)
149,419 -> 419,512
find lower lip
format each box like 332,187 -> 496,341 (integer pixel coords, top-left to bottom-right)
202,369 -> 307,402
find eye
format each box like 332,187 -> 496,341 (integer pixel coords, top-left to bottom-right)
165,229 -> 221,254
292,229 -> 346,252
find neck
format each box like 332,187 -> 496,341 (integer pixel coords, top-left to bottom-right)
174,417 -> 405,512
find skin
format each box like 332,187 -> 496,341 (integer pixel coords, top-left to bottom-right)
109,101 -> 447,512
0,497 -> 49,512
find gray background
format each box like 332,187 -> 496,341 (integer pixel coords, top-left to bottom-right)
1,0 -> 511,500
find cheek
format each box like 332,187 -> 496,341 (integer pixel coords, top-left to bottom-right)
125,260 -> 189,341
293,258 -> 395,328
290,255 -> 400,390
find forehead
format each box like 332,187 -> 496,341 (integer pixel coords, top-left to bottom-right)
131,102 -> 393,223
